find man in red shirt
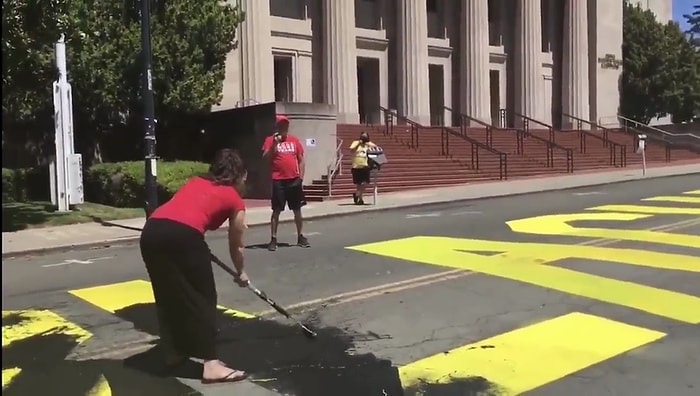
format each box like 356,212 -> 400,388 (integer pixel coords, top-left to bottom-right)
261,114 -> 310,251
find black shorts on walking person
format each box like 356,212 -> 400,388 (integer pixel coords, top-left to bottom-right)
271,177 -> 305,212
351,167 -> 371,185
139,218 -> 218,361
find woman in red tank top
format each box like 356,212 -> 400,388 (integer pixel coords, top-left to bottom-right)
140,149 -> 249,384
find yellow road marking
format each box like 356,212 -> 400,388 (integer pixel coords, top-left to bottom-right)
507,212 -> 700,249
398,312 -> 665,395
86,375 -> 111,396
682,189 -> 700,195
589,204 -> 700,215
348,236 -> 700,323
2,310 -> 93,389
1,368 -> 21,390
69,280 -> 254,319
2,309 -> 91,348
641,195 -> 700,204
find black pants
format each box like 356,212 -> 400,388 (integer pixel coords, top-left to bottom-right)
271,177 -> 305,212
139,218 -> 217,360
351,167 -> 371,185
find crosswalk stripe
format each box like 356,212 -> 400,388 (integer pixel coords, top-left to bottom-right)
399,312 -> 665,395
68,280 -> 255,319
641,195 -> 700,204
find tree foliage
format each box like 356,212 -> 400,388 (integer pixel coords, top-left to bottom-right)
2,0 -> 243,166
684,4 -> 700,47
621,3 -> 700,124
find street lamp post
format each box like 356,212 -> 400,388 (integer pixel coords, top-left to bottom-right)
140,0 -> 158,217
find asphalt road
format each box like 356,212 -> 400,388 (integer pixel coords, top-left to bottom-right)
2,175 -> 699,396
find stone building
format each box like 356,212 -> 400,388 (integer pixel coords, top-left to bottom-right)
216,0 -> 672,128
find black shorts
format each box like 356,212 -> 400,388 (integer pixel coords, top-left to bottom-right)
271,178 -> 305,212
351,167 -> 371,185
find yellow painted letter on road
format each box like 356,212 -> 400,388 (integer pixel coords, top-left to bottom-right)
347,237 -> 700,323
399,312 -> 665,395
683,189 -> 700,195
507,212 -> 700,248
2,309 -> 92,390
642,195 -> 700,204
589,204 -> 700,216
69,279 -> 254,319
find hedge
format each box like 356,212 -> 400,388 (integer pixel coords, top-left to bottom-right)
2,167 -> 50,203
3,160 -> 209,208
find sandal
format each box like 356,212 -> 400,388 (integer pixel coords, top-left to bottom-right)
201,370 -> 248,384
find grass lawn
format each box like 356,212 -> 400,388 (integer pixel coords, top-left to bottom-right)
2,201 -> 144,232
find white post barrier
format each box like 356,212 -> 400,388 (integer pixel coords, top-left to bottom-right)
637,134 -> 647,176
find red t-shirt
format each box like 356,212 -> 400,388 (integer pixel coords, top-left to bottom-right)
262,134 -> 304,180
149,176 -> 245,233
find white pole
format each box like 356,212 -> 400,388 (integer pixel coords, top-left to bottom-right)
53,35 -> 72,211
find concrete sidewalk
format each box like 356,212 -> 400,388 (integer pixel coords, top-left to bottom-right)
2,162 -> 699,257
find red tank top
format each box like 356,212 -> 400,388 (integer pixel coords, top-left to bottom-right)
149,176 -> 246,233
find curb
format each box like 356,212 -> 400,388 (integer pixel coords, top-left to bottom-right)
2,171 -> 698,259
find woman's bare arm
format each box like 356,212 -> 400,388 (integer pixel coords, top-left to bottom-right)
228,209 -> 247,275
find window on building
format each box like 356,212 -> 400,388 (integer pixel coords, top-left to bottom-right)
273,56 -> 294,102
427,0 -> 438,13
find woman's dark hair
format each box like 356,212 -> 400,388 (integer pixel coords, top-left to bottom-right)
203,149 -> 247,186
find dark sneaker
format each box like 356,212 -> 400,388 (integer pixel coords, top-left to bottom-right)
357,198 -> 365,205
267,237 -> 278,251
352,192 -> 358,204
297,234 -> 310,248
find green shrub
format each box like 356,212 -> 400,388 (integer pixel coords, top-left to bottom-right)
2,168 -> 16,203
2,167 -> 50,203
84,160 -> 209,208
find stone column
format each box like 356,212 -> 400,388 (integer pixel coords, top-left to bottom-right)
323,0 -> 359,123
460,0 -> 491,124
562,0 -> 590,129
239,0 -> 275,103
515,0 -> 545,121
397,0 -> 430,125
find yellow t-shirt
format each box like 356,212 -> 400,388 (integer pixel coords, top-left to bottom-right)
349,140 -> 376,168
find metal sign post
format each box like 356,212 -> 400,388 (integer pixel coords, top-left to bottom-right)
637,134 -> 647,176
140,0 -> 159,216
50,35 -> 83,212
367,146 -> 388,206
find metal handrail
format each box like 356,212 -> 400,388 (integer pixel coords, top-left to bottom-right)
617,115 -> 700,156
561,113 -> 611,146
499,109 -> 555,142
445,107 -> 572,172
443,106 -> 494,147
379,106 -> 421,148
516,128 -> 575,172
618,115 -> 700,141
327,139 -> 344,197
440,126 -> 508,180
562,114 -> 627,167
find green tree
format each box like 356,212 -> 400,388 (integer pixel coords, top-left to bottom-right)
620,3 -> 671,124
684,4 -> 700,47
663,21 -> 700,122
2,0 -> 244,166
1,0 -> 71,166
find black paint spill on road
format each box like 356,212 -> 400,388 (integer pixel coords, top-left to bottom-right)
2,312 -> 199,395
403,377 -> 506,396
116,303 -> 405,395
3,306 -> 504,395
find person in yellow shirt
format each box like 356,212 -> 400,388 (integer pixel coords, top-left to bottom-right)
349,132 -> 376,205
